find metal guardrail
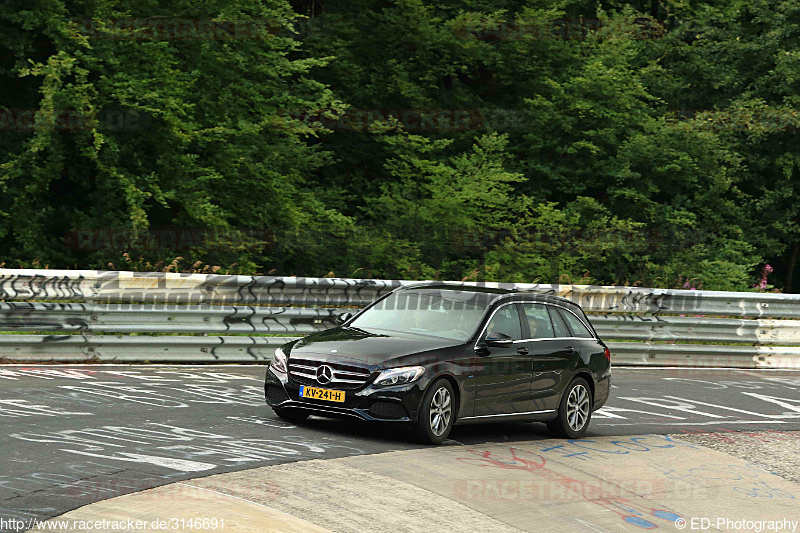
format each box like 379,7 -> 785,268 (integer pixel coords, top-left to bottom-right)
3,303 -> 800,344
0,302 -> 344,334
606,343 -> 800,369
3,268 -> 800,317
591,315 -> 800,345
0,334 -> 290,362
0,269 -> 798,367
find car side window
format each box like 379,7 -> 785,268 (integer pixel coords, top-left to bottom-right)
547,307 -> 570,337
557,308 -> 594,338
521,304 -> 554,339
485,305 -> 523,340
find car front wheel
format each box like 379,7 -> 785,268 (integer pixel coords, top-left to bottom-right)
415,379 -> 455,444
547,377 -> 592,438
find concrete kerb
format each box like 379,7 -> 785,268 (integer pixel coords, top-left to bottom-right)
29,434 -> 800,533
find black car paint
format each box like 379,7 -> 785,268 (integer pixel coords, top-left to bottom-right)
265,286 -> 611,427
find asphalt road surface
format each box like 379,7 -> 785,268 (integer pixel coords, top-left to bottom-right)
2,365 -> 800,530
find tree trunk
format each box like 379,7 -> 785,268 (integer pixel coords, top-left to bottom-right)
786,241 -> 800,293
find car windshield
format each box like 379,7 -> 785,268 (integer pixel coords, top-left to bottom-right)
349,289 -> 494,341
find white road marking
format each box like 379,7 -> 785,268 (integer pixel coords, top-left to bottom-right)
597,420 -> 788,426
664,395 -> 800,419
63,450 -> 218,472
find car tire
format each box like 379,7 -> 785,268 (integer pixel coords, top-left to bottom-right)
547,377 -> 592,438
273,407 -> 309,423
416,379 -> 455,445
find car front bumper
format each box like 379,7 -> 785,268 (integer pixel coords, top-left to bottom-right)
264,367 -> 426,423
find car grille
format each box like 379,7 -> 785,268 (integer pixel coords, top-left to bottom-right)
288,357 -> 373,390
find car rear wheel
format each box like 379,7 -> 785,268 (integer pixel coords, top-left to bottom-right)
547,377 -> 592,438
415,379 -> 455,444
273,407 -> 309,423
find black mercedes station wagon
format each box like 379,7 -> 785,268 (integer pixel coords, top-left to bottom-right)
264,284 -> 611,444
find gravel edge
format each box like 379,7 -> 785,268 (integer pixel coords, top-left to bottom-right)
673,430 -> 800,485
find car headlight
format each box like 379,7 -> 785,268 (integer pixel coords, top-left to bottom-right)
374,366 -> 424,387
270,347 -> 288,374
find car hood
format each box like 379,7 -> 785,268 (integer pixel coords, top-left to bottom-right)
287,326 -> 459,369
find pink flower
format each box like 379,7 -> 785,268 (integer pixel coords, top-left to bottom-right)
754,264 -> 773,291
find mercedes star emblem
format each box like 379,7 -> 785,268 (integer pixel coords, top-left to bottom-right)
316,364 -> 334,385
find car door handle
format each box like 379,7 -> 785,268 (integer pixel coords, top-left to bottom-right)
563,346 -> 575,354
517,347 -> 529,355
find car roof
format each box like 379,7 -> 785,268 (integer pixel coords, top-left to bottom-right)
396,282 -> 581,308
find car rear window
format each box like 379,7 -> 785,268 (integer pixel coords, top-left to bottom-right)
557,308 -> 594,338
547,306 -> 570,337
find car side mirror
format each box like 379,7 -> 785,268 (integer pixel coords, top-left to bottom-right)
335,311 -> 353,325
484,332 -> 513,347
474,340 -> 490,356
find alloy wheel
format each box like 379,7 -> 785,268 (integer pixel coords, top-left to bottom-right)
429,386 -> 452,436
566,384 -> 590,432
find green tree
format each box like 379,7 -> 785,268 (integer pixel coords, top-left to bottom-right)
0,0 -> 343,273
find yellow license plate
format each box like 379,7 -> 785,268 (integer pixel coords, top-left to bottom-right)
299,386 -> 345,403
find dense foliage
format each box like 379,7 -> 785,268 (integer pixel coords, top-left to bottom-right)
1,0 -> 798,291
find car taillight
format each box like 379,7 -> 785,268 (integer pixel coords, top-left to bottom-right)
604,347 -> 611,361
